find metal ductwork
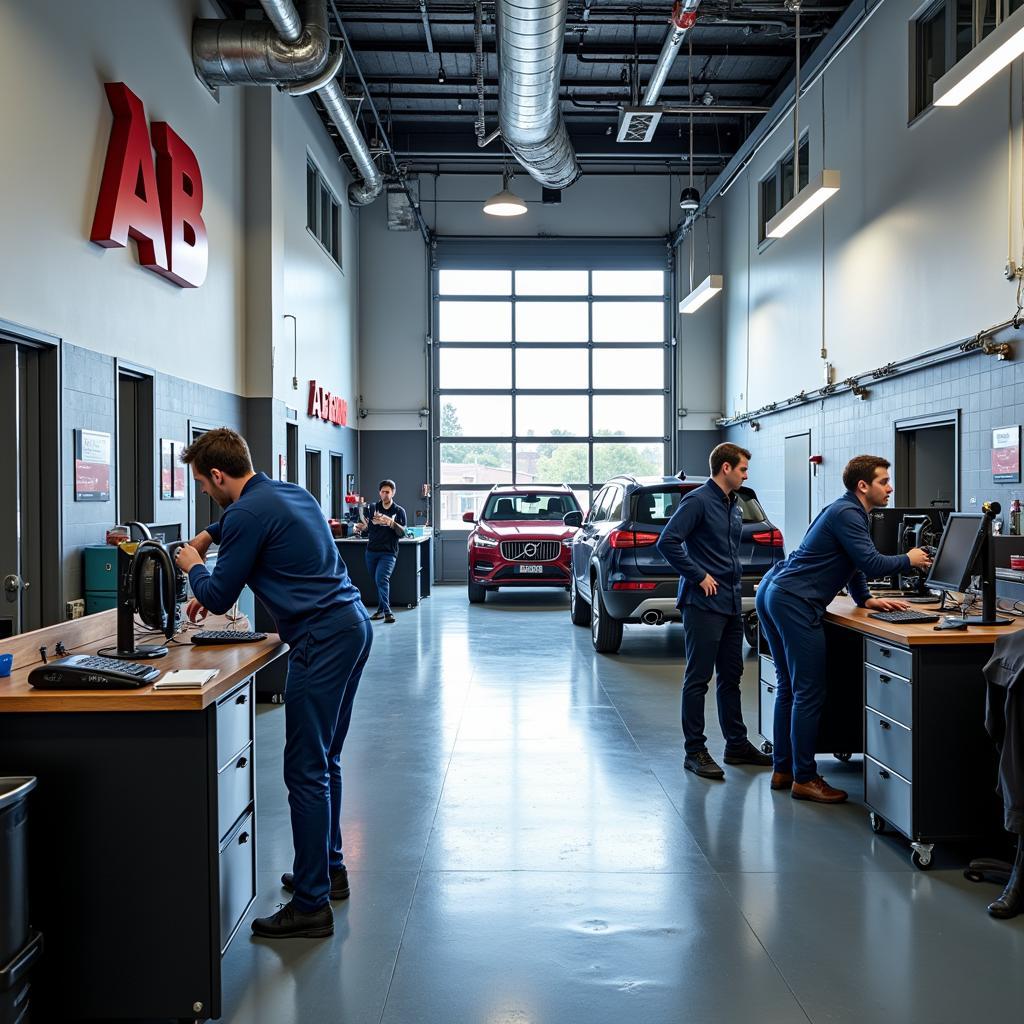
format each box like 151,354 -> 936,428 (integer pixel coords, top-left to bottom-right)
192,0 -> 383,205
496,0 -> 581,190
642,0 -> 702,106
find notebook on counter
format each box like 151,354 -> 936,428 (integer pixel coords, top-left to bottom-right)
153,669 -> 220,690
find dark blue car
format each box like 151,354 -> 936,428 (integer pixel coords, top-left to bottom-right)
564,475 -> 785,653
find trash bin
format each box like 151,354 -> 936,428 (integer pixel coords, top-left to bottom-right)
1,779 -> 40,1024
0,931 -> 42,1024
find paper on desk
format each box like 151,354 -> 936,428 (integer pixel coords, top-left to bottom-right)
153,669 -> 219,689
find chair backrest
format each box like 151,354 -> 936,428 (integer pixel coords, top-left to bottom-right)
546,497 -> 564,517
492,497 -> 515,517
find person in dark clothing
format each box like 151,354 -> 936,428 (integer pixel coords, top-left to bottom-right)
755,455 -> 931,804
354,479 -> 407,623
174,428 -> 371,939
657,443 -> 773,779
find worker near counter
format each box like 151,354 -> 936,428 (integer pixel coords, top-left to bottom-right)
354,479 -> 407,624
755,455 -> 932,804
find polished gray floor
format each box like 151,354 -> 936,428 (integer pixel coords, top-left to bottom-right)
221,587 -> 1024,1024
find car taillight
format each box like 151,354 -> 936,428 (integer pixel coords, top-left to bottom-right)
611,581 -> 657,591
752,529 -> 784,547
608,530 -> 660,548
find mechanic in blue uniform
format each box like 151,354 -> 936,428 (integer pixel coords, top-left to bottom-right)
658,443 -> 773,779
755,455 -> 932,804
353,478 -> 407,622
174,428 -> 371,939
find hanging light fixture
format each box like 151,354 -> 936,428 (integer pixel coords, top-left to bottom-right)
679,274 -> 723,313
764,2 -> 840,240
483,171 -> 528,217
934,7 -> 1024,106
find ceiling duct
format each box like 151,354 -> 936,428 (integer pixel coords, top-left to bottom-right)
192,0 -> 383,205
496,0 -> 581,190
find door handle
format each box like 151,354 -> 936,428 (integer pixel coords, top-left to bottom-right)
3,574 -> 23,596
879,674 -> 891,684
879,720 -> 892,730
879,769 -> 890,780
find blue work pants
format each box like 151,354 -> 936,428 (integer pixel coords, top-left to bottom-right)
365,549 -> 397,614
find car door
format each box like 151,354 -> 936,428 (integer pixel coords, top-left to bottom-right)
575,487 -> 608,597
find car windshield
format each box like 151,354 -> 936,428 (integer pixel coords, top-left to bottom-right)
631,486 -> 768,526
482,493 -> 580,521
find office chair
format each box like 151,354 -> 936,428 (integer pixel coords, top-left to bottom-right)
546,497 -> 564,518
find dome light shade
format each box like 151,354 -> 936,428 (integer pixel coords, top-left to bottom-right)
483,187 -> 528,217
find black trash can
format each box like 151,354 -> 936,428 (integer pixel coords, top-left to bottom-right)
1,778 -> 40,1024
0,931 -> 42,1024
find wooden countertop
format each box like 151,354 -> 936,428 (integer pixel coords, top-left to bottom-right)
335,535 -> 430,544
0,610 -> 287,713
825,595 -> 1024,646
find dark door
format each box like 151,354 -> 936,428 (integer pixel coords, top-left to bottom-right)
117,369 -> 154,524
305,448 -> 322,507
286,423 -> 299,484
189,424 -> 221,540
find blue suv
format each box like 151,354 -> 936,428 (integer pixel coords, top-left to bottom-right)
564,475 -> 785,653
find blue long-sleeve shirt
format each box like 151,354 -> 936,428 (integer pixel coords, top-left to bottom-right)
656,478 -> 743,615
765,491 -> 911,609
187,472 -> 367,643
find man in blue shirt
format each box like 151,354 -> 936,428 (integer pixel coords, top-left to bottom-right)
353,479 -> 407,623
658,443 -> 773,779
756,455 -> 932,803
174,428 -> 371,938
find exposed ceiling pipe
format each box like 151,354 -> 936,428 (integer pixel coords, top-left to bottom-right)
418,0 -> 436,53
642,0 -> 702,106
496,0 -> 581,189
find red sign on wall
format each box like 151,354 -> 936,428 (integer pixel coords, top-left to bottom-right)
90,83 -> 208,288
308,381 -> 348,427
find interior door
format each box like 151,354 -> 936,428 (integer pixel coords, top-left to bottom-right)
784,432 -> 811,552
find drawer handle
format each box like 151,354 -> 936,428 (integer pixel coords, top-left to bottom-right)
766,685 -> 775,694
879,674 -> 891,684
879,720 -> 892,731
878,647 -> 891,657
238,831 -> 250,845
236,693 -> 248,706
879,769 -> 890,780
236,756 -> 248,770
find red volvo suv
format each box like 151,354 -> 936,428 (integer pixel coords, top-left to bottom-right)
464,485 -> 583,603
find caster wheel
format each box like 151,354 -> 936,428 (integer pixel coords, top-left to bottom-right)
407,603 -> 415,609
911,849 -> 933,871
964,870 -> 985,883
760,740 -> 773,755
869,812 -> 886,834
834,752 -> 852,763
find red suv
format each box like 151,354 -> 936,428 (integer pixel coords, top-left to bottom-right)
465,485 -> 583,603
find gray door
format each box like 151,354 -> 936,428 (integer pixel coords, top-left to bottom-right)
784,432 -> 811,552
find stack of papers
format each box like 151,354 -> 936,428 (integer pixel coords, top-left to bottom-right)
153,669 -> 219,690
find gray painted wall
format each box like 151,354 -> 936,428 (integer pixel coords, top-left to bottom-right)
358,430 -> 431,527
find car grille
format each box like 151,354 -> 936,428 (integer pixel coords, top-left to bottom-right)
500,540 -> 561,562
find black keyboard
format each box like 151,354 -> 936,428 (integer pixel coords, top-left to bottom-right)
868,610 -> 940,624
28,654 -> 160,690
191,630 -> 267,645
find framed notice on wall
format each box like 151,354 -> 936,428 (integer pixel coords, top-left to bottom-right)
160,439 -> 187,499
74,428 -> 111,502
992,425 -> 1021,483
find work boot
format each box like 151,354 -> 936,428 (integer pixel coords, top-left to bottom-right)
791,776 -> 847,803
251,899 -> 334,938
683,750 -> 725,779
281,865 -> 350,901
723,741 -> 773,766
770,771 -> 794,791
988,836 -> 1024,920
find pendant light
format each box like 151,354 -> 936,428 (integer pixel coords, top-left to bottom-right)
483,173 -> 528,217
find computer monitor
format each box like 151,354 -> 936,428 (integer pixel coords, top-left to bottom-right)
925,513 -> 986,593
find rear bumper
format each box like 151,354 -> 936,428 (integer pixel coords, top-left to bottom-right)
601,580 -> 757,621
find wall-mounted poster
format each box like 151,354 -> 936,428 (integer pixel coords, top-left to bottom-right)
74,428 -> 111,502
161,439 -> 186,499
992,425 -> 1021,483
172,442 -> 186,497
279,454 -> 288,482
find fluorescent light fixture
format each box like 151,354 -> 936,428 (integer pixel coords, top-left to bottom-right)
679,274 -> 723,314
934,8 -> 1024,107
482,187 -> 528,217
766,170 -> 840,239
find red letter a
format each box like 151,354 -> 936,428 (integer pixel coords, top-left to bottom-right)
90,83 -> 168,274
152,121 -> 209,288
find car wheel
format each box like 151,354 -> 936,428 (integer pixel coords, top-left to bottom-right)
468,578 -> 486,604
590,584 -> 623,654
742,611 -> 759,650
569,574 -> 591,627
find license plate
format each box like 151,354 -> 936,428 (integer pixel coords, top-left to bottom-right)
517,564 -> 543,574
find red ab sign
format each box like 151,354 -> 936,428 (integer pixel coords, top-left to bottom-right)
308,381 -> 348,427
90,82 -> 208,288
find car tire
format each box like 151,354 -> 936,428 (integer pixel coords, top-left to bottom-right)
569,574 -> 591,627
590,584 -> 623,654
468,578 -> 486,604
742,611 -> 758,650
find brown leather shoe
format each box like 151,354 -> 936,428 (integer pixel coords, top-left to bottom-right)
791,776 -> 848,803
770,772 -> 793,791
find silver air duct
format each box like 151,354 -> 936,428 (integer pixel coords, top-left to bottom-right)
496,0 -> 581,190
642,0 -> 702,107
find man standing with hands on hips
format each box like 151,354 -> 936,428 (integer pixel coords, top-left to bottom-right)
657,443 -> 773,779
354,479 -> 406,623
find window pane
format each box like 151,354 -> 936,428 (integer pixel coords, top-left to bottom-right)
593,395 -> 664,437
516,348 -> 588,389
521,442 -> 589,483
760,174 -> 777,240
516,395 -> 588,436
438,489 -> 489,530
592,302 -> 664,342
439,269 -> 512,295
439,443 -> 513,479
331,201 -> 341,263
634,487 -> 688,527
515,270 -> 588,295
440,348 -> 511,389
592,348 -> 663,389
593,442 -> 663,483
439,301 -> 512,342
306,163 -> 317,232
439,395 -> 512,436
592,270 -> 664,295
320,184 -> 331,244
515,301 -> 589,342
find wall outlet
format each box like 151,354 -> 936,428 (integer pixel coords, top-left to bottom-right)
65,599 -> 85,620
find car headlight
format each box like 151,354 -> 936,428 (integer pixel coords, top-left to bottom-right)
473,534 -> 499,548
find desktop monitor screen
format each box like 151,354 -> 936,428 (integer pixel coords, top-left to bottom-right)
925,513 -> 985,593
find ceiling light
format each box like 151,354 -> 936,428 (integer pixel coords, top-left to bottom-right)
702,91 -> 715,106
437,61 -> 446,85
483,176 -> 528,217
765,170 -> 840,239
679,274 -> 723,314
934,8 -> 1024,106
678,186 -> 700,213
457,97 -> 463,111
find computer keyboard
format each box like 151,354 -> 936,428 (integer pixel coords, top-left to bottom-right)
28,654 -> 160,690
868,610 -> 941,624
191,630 -> 268,645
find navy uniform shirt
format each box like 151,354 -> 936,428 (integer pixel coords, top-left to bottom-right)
365,501 -> 407,555
657,478 -> 743,615
766,490 -> 911,610
187,472 -> 367,643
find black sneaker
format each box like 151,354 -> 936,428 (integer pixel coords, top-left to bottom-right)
251,899 -> 334,938
683,750 -> 725,779
281,865 -> 350,901
384,613 -> 396,624
723,741 -> 774,767
370,611 -> 384,621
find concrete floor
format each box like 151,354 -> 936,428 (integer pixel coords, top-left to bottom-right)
220,586 -> 1024,1024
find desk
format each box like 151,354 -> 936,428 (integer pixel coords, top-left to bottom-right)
0,611 -> 287,1022
335,535 -> 432,610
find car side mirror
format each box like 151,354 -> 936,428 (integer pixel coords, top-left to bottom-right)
563,510 -> 583,528
462,511 -> 476,523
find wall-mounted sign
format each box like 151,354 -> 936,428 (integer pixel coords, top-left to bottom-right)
160,439 -> 186,499
279,454 -> 288,482
308,380 -> 348,426
992,425 -> 1021,483
90,82 -> 208,288
74,429 -> 111,502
